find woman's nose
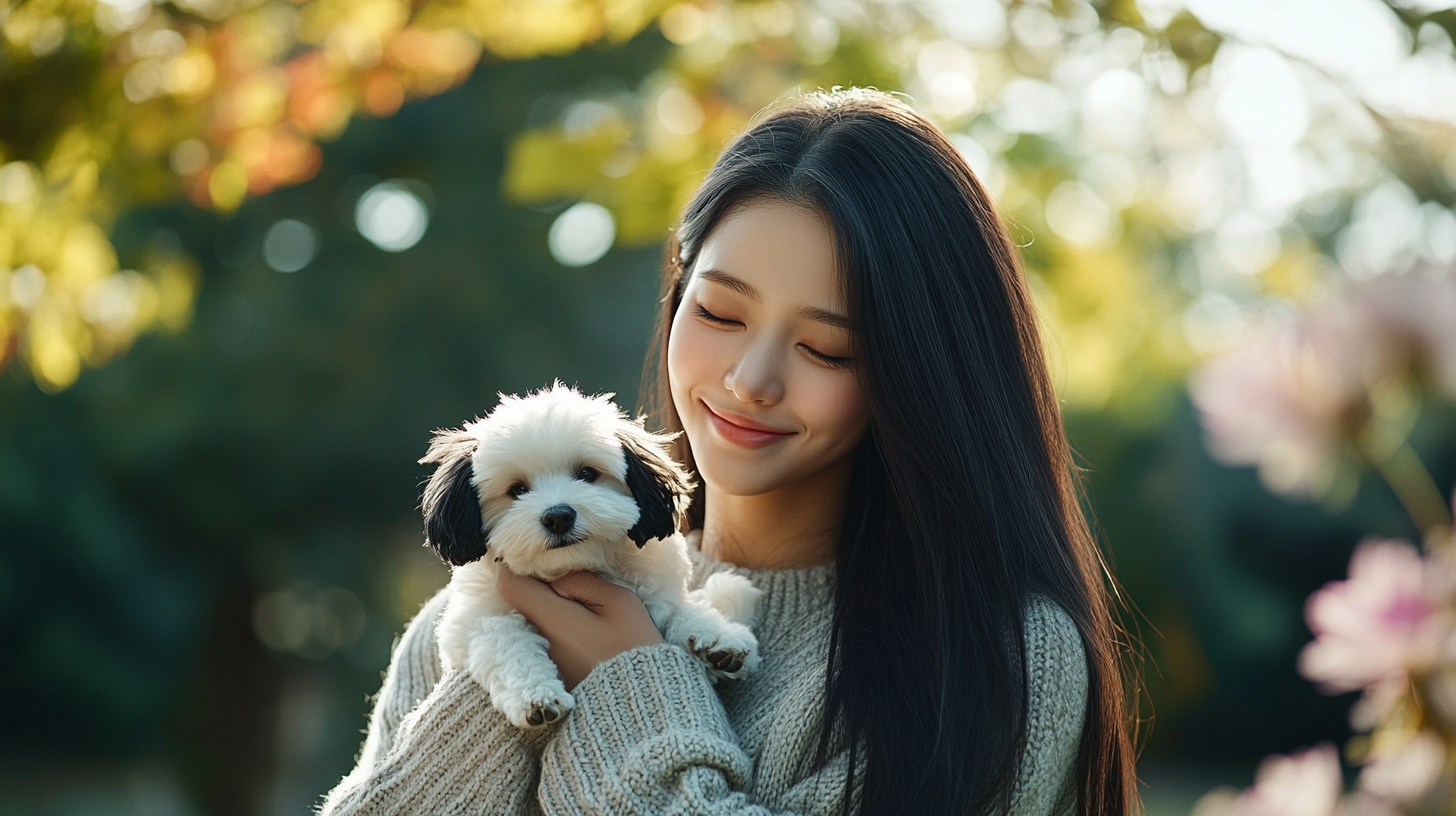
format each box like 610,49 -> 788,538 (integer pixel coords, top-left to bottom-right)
724,338 -> 784,405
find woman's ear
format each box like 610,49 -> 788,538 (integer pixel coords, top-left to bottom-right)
419,428 -> 488,566
616,424 -> 693,547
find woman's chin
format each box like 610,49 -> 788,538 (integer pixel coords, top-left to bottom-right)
696,463 -> 789,499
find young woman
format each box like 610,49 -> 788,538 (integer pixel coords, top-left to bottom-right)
321,88 -> 1140,815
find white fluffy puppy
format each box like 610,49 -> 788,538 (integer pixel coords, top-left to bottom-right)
420,383 -> 762,729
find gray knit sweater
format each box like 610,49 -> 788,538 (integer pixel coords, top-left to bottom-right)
318,539 -> 1087,815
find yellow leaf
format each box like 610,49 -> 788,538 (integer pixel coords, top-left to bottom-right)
502,129 -> 616,203
168,51 -> 217,98
153,255 -> 200,332
603,0 -> 669,43
56,219 -> 119,291
27,304 -> 82,392
209,160 -> 250,212
467,0 -> 600,59
44,128 -> 96,185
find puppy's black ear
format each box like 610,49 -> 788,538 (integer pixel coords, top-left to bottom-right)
617,425 -> 693,548
419,428 -> 488,566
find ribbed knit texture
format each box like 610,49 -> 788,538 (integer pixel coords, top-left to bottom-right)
318,536 -> 1087,815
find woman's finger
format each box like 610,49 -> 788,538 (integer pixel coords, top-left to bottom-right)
547,571 -> 629,613
497,563 -> 585,624
494,565 -> 664,689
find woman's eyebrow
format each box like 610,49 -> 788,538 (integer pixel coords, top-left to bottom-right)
699,268 -> 850,329
798,306 -> 851,330
698,268 -> 760,301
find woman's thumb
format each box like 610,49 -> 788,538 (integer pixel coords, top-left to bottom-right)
548,572 -> 620,612
496,562 -> 561,613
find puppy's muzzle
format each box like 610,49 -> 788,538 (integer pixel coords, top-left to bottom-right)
541,505 -> 581,548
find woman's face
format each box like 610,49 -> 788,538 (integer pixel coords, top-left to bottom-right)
667,199 -> 870,498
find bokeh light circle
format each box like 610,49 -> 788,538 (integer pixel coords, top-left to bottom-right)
262,219 -> 318,273
548,202 -> 616,267
355,180 -> 430,252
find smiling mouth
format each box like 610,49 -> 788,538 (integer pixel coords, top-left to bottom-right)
701,402 -> 792,434
701,401 -> 795,448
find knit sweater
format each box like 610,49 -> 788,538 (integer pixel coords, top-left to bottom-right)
318,536 -> 1088,815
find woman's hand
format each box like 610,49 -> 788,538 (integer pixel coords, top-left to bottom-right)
496,564 -> 664,690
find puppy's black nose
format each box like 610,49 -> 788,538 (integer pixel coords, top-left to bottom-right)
540,505 -> 576,535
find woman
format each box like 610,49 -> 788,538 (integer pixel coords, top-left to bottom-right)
321,88 -> 1140,815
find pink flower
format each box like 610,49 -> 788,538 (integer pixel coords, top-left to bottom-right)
1360,729 -> 1446,806
1299,539 -> 1443,695
1190,305 -> 1380,498
1353,267 -> 1456,401
1192,744 -> 1344,816
1188,268 -> 1456,501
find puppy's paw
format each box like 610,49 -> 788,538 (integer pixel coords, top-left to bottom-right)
524,699 -> 568,727
686,625 -> 761,681
494,681 -> 574,729
704,647 -> 749,675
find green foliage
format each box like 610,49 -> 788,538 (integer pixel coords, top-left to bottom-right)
0,32 -> 669,810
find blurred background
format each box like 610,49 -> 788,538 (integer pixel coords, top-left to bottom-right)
3,0 -> 1456,813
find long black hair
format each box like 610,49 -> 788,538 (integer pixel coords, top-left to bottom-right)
641,88 -> 1140,815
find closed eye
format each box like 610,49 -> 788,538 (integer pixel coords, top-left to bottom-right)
800,344 -> 852,369
693,304 -> 739,326
696,301 -> 849,367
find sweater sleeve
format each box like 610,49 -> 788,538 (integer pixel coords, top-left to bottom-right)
352,588 -> 448,770
1007,598 -> 1089,816
536,644 -> 861,816
317,586 -> 550,816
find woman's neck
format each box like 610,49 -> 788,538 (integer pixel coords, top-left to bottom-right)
697,463 -> 849,570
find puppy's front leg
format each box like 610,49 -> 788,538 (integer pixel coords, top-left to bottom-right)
465,611 -> 574,728
657,590 -> 762,682
439,563 -> 574,729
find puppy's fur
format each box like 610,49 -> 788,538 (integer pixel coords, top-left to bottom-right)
421,383 -> 762,728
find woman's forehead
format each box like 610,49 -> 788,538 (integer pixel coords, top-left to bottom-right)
692,201 -> 846,317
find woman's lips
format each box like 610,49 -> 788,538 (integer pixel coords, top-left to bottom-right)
701,401 -> 795,448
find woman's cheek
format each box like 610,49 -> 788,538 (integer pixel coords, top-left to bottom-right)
667,315 -> 719,401
667,315 -> 735,460
802,366 -> 869,449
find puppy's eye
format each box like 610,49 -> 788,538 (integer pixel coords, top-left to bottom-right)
507,482 -> 529,499
576,466 -> 599,483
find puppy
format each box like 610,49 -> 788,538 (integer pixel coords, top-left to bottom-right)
420,383 -> 762,728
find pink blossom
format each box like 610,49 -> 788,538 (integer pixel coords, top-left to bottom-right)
1188,268 -> 1456,500
1360,729 -> 1446,806
1189,305 -> 1379,498
1192,744 -> 1344,816
1352,267 -> 1456,401
1299,539 -> 1443,695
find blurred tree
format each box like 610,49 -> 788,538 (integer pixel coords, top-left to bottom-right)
0,23 -> 673,814
0,0 -> 670,392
